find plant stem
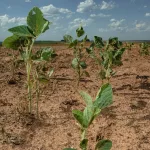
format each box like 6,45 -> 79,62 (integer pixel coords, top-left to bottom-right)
35,70 -> 40,118
81,128 -> 87,141
25,39 -> 34,114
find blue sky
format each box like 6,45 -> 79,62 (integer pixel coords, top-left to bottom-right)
0,0 -> 150,41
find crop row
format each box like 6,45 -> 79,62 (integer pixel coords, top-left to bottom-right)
2,7 -> 150,150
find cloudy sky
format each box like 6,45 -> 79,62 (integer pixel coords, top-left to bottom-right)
0,0 -> 150,41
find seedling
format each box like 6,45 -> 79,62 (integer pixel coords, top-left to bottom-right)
86,37 -> 125,82
32,47 -> 57,117
3,7 -> 52,116
125,42 -> 134,51
139,42 -> 149,55
64,26 -> 89,86
64,83 -> 113,150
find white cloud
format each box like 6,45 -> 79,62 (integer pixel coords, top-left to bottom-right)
0,14 -> 26,27
135,22 -> 146,30
76,0 -> 116,13
40,4 -> 73,17
145,13 -> 150,17
144,6 -> 147,8
110,18 -> 116,22
90,13 -> 111,18
109,19 -> 125,28
68,18 -> 93,30
99,28 -> 108,32
77,0 -> 96,13
25,0 -> 31,2
100,1 -> 115,10
99,19 -> 127,32
7,6 -> 11,9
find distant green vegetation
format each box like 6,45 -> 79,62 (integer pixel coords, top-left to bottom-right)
34,40 -> 64,45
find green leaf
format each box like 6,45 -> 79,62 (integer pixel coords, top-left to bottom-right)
27,7 -> 50,37
8,25 -> 34,37
93,107 -> 101,119
42,19 -> 52,33
94,36 -> 104,48
83,106 -> 94,128
32,47 -> 57,61
69,40 -> 78,48
63,148 -> 77,150
95,140 -> 112,150
108,37 -> 122,49
41,47 -> 55,61
80,61 -> 87,69
80,139 -> 88,150
80,91 -> 93,106
89,107 -> 101,125
3,35 -> 21,50
63,35 -> 73,43
113,48 -> 125,60
72,110 -> 84,127
76,26 -> 85,37
71,58 -> 78,69
82,35 -> 88,42
94,83 -> 113,110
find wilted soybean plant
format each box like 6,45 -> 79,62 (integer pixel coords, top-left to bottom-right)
64,83 -> 113,150
64,26 -> 89,86
3,7 -> 55,116
86,37 -> 125,82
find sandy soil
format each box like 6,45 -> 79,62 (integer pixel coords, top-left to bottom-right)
0,43 -> 150,150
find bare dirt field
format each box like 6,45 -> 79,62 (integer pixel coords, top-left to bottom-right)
0,43 -> 150,150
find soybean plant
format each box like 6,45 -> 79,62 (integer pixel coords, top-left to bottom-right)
86,37 -> 125,82
64,83 -> 113,150
3,7 -> 52,115
139,42 -> 149,55
64,26 -> 89,86
32,47 -> 57,117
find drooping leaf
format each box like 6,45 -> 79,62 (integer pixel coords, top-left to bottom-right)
8,25 -> 34,37
80,61 -> 87,69
42,18 -> 52,33
76,26 -> 85,37
41,47 -> 55,61
72,110 -> 84,127
63,35 -> 73,43
95,140 -> 112,150
32,47 -> 57,61
113,48 -> 125,60
94,83 -> 113,110
3,35 -> 21,50
83,35 -> 88,42
69,40 -> 78,48
80,91 -> 93,106
27,7 -> 50,37
71,58 -> 78,69
108,37 -> 122,49
80,139 -> 88,150
94,36 -> 104,48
